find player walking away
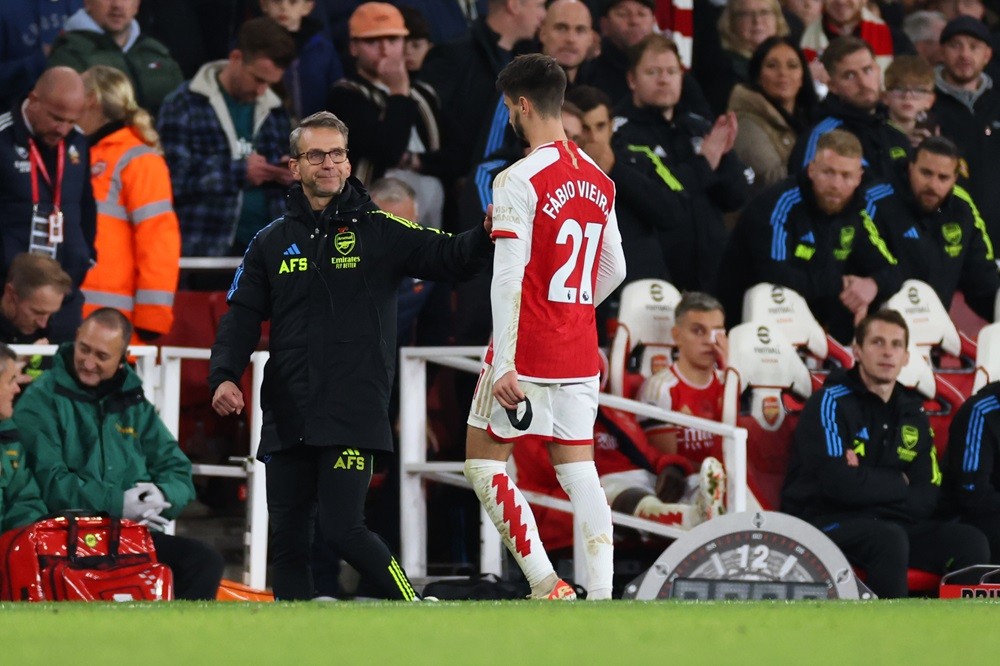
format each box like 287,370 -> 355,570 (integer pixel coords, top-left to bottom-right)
464,54 -> 627,601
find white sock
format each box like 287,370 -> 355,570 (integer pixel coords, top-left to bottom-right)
464,459 -> 555,590
555,461 -> 614,600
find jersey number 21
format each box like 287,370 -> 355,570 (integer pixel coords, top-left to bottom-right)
548,218 -> 602,304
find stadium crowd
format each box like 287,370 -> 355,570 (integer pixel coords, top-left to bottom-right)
5,0 -> 1000,599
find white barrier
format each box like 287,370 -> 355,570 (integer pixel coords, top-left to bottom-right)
158,347 -> 270,589
12,343 -> 159,396
398,346 -> 749,589
12,339 -> 748,592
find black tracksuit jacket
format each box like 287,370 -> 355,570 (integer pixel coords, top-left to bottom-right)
781,367 -> 941,524
788,95 -> 911,182
714,172 -> 890,342
612,100 -> 751,292
857,177 -> 999,319
943,381 -> 1000,519
209,179 -> 492,456
932,83 -> 1000,243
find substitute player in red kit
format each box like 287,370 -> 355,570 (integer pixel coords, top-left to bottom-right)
464,54 -> 626,601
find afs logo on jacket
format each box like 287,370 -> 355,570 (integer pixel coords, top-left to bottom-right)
279,243 -> 308,274
334,448 -> 365,471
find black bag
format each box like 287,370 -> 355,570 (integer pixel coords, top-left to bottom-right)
421,574 -> 528,600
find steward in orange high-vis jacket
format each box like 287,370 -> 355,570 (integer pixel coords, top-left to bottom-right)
79,66 -> 179,340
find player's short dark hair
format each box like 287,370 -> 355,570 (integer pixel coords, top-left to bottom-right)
290,111 -> 350,155
83,307 -> 133,349
565,85 -> 612,114
237,17 -> 297,70
675,292 -> 725,324
855,309 -> 909,347
820,36 -> 874,75
5,253 -> 72,300
914,135 -> 961,164
627,34 -> 681,75
496,54 -> 567,118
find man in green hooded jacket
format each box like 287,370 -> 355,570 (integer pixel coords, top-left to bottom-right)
16,307 -> 223,599
0,341 -> 47,533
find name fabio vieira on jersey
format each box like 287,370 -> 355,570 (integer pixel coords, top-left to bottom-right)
539,178 -> 612,220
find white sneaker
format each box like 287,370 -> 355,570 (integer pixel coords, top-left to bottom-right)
696,457 -> 726,523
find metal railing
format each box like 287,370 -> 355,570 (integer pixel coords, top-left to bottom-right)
158,347 -> 270,589
398,346 -> 748,590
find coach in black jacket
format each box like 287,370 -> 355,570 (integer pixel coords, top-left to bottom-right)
209,112 -> 492,601
781,310 -> 988,598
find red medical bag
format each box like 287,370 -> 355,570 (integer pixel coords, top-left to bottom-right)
0,513 -> 173,601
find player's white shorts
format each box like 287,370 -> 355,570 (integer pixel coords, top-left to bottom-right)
467,361 -> 599,445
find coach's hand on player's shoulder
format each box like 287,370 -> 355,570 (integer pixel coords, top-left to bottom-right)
212,380 -> 245,416
493,370 -> 526,410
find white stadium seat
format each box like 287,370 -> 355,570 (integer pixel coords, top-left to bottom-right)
607,279 -> 682,398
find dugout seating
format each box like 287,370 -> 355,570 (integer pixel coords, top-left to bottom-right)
608,279 -> 682,399
741,282 -> 854,370
885,280 -> 977,396
885,281 -> 975,456
723,321 -> 942,595
721,322 -> 817,512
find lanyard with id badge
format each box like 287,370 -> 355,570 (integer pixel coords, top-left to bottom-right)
28,137 -> 64,257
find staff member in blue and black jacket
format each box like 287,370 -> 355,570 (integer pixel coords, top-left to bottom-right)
782,309 -> 989,598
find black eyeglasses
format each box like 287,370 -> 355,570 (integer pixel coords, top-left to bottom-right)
297,148 -> 349,165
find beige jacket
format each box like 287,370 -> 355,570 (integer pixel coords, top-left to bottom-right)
728,84 -> 797,193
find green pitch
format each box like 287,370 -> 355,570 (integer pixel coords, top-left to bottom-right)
3,600 -> 999,664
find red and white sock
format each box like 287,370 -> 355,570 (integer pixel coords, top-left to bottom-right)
464,459 -> 555,590
634,496 -> 698,527
555,461 -> 614,600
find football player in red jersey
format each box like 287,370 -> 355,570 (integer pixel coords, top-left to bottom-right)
635,292 -> 728,522
464,54 -> 626,600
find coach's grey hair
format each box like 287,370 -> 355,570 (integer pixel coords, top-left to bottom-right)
903,10 -> 946,44
290,111 -> 349,156
369,177 -> 416,206
674,291 -> 725,323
